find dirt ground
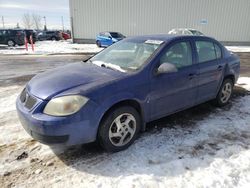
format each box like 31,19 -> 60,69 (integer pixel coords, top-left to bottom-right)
0,53 -> 250,187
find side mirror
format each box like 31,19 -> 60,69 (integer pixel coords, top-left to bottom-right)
156,62 -> 178,75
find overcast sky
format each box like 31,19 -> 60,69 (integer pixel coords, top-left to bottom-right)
0,0 -> 70,30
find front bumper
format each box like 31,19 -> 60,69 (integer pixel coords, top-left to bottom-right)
16,93 -> 100,146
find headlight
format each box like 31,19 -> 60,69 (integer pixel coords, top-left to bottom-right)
43,95 -> 89,116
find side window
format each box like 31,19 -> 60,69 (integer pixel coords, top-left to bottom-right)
214,43 -> 222,59
195,41 -> 216,63
0,31 -> 2,36
160,41 -> 192,69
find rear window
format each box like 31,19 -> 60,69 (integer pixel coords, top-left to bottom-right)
195,41 -> 217,63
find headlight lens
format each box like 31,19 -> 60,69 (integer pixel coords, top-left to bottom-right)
43,95 -> 89,116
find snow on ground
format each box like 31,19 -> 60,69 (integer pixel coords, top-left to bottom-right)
0,39 -> 250,55
0,40 -> 102,55
0,76 -> 250,187
226,46 -> 250,53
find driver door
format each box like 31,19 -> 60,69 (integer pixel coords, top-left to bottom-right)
149,40 -> 199,120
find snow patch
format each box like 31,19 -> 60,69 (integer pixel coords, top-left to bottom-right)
1,40 -> 250,55
0,40 -> 103,55
226,46 -> 250,53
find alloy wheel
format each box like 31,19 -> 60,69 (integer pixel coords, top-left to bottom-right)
7,40 -> 14,47
220,82 -> 232,103
108,113 -> 136,147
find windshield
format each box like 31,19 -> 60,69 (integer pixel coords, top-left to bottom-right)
89,40 -> 163,72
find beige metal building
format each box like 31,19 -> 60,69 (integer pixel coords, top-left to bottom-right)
69,0 -> 250,44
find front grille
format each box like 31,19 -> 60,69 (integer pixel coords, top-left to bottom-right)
20,89 -> 37,110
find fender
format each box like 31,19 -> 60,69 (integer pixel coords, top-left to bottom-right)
94,91 -> 147,133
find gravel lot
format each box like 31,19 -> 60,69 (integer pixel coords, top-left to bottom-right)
0,53 -> 250,188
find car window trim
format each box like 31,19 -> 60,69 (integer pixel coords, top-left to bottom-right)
158,39 -> 194,69
149,38 -> 195,77
213,42 -> 223,60
194,39 -> 218,64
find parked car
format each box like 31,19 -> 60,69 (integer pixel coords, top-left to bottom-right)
23,29 -> 37,44
37,31 -> 61,41
61,32 -> 71,40
168,28 -> 204,36
0,29 -> 25,46
16,35 -> 240,152
96,31 -> 125,47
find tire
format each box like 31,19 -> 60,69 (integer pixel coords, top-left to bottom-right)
7,40 -> 15,47
96,40 -> 101,47
51,37 -> 56,41
98,106 -> 141,152
214,78 -> 234,107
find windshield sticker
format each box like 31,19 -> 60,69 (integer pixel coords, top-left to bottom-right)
145,40 -> 164,45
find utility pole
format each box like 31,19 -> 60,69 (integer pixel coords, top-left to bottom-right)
61,16 -> 64,31
43,16 -> 47,31
1,16 -> 4,28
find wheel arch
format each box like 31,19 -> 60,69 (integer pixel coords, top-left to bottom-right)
98,99 -> 146,132
224,74 -> 235,84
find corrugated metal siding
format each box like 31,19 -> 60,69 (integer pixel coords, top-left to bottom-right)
69,0 -> 250,42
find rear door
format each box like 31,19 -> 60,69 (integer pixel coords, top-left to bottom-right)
195,40 -> 224,103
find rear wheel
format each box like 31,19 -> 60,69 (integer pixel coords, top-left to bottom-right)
214,78 -> 233,106
98,106 -> 141,152
7,40 -> 15,47
96,40 -> 101,47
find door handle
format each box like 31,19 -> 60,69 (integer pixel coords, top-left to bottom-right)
217,65 -> 223,71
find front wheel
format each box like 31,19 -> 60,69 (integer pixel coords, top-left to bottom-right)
98,106 -> 141,152
214,78 -> 233,107
96,40 -> 101,47
7,40 -> 15,47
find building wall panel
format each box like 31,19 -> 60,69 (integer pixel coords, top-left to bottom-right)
69,0 -> 250,42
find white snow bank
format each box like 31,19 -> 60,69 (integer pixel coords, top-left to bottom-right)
226,46 -> 250,53
0,40 -> 103,55
1,40 -> 250,55
237,77 -> 250,90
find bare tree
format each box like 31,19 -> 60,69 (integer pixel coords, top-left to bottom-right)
32,14 -> 42,30
22,13 -> 34,29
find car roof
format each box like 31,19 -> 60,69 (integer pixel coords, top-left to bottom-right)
127,34 -> 215,43
171,28 -> 198,31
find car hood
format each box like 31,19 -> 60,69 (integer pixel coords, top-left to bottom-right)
27,62 -> 125,100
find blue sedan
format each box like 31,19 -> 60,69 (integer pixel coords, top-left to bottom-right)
96,31 -> 125,47
16,35 -> 240,152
